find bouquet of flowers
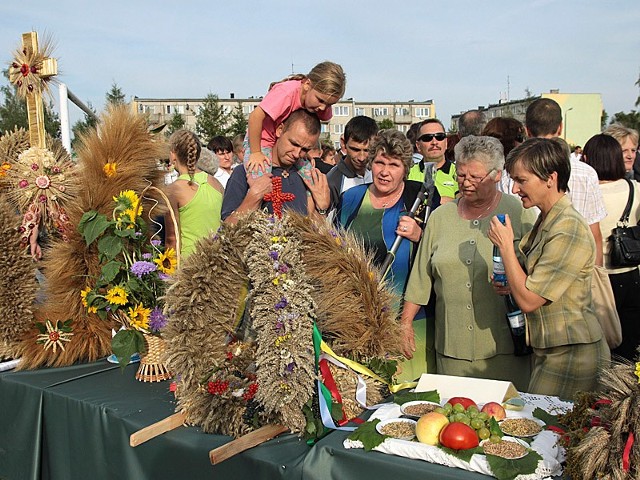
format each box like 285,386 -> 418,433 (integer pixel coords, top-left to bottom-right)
79,189 -> 176,368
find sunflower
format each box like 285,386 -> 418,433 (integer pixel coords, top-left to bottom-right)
154,247 -> 177,275
127,303 -> 151,331
103,162 -> 117,178
105,285 -> 128,305
113,190 -> 143,217
80,286 -> 91,307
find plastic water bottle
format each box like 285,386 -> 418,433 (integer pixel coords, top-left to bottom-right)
505,295 -> 532,356
492,214 -> 507,287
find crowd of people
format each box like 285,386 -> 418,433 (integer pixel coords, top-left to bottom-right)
160,60 -> 640,399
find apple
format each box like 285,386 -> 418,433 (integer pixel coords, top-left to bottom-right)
481,402 -> 506,421
416,412 -> 449,445
447,396 -> 477,410
439,422 -> 479,450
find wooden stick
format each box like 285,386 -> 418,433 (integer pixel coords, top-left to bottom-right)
129,410 -> 187,447
209,424 -> 288,465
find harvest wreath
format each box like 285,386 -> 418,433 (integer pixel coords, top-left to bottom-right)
163,211 -> 405,438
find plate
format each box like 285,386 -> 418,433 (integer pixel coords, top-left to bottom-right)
400,400 -> 441,418
499,417 -> 543,437
375,418 -> 417,440
481,437 -> 530,459
106,353 -> 140,365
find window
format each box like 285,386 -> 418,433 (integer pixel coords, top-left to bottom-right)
373,107 -> 389,117
395,107 -> 409,116
333,106 -> 349,116
143,105 -> 155,114
355,107 -> 366,116
242,104 -> 254,114
176,105 -> 185,114
334,124 -> 345,134
397,124 -> 409,133
321,124 -> 329,133
166,105 -> 172,114
415,107 -> 430,118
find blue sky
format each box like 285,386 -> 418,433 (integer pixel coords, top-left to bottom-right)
1,1 -> 639,129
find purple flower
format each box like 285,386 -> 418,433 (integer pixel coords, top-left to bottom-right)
275,319 -> 284,332
274,297 -> 288,310
285,362 -> 296,373
278,264 -> 289,274
330,230 -> 338,238
142,253 -> 152,260
135,231 -> 143,237
151,239 -> 162,246
149,307 -> 167,332
130,261 -> 157,278
159,273 -> 170,281
269,250 -> 279,261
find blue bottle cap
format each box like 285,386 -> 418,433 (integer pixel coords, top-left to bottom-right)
497,214 -> 506,224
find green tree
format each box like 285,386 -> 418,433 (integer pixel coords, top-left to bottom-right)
0,75 -> 60,137
377,118 -> 395,130
165,112 -> 186,137
71,101 -> 98,147
195,93 -> 229,140
227,102 -> 248,138
610,110 -> 640,133
601,109 -> 609,129
105,82 -> 126,106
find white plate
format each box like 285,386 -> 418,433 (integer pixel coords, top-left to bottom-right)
481,436 -> 530,459
400,400 -> 441,419
376,418 -> 417,440
499,417 -> 544,437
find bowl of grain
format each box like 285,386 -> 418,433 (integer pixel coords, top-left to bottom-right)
499,417 -> 543,437
376,418 -> 417,440
399,401 -> 440,419
481,437 -> 529,459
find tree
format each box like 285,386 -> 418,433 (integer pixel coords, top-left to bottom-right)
377,118 -> 395,130
165,112 -> 186,137
227,102 -> 248,138
601,110 -> 609,129
71,101 -> 98,147
195,93 -> 229,140
0,75 -> 60,137
610,110 -> 640,133
105,82 -> 126,106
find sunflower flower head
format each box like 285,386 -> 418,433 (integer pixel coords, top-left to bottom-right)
128,303 -> 151,331
80,286 -> 91,307
103,162 -> 117,178
105,285 -> 128,306
154,247 -> 177,275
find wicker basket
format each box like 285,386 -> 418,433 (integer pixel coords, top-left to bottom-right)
135,333 -> 172,382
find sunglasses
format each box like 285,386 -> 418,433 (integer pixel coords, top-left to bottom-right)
418,133 -> 447,142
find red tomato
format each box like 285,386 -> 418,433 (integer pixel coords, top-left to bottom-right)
447,396 -> 477,410
439,422 -> 479,450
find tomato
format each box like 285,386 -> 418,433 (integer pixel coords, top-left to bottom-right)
447,396 -> 477,410
439,422 -> 479,450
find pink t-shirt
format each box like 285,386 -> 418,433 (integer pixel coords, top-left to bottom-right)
259,80 -> 333,148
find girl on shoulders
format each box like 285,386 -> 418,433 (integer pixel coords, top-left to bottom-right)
244,61 -> 346,180
165,130 -> 224,258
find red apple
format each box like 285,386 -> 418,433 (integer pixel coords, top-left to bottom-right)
416,412 -> 449,445
439,422 -> 479,450
481,402 -> 506,421
447,396 -> 477,410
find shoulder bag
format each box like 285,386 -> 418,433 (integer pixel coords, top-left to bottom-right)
610,179 -> 640,267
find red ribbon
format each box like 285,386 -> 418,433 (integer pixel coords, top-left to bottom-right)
318,358 -> 348,426
623,432 -> 634,472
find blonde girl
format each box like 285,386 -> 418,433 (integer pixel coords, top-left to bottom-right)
165,130 -> 224,257
244,61 -> 346,180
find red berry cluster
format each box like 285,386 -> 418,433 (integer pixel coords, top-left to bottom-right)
243,383 -> 258,401
226,351 -> 233,361
207,379 -> 229,395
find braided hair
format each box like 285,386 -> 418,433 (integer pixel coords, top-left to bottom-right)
169,129 -> 201,185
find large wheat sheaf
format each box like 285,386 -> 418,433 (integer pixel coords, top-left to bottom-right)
16,106 -> 166,369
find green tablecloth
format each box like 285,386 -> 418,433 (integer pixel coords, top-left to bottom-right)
1,361 -> 519,480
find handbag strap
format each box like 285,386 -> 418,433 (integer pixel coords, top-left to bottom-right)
619,178 -> 634,225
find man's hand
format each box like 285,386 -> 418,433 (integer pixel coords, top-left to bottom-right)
303,168 -> 330,211
247,172 -> 273,199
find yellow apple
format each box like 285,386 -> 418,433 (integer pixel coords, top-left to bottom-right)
416,412 -> 450,445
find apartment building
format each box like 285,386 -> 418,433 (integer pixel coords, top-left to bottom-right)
131,96 -> 436,148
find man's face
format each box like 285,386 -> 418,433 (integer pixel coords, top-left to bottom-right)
340,137 -> 370,175
215,149 -> 233,171
416,123 -> 447,165
274,122 -> 319,168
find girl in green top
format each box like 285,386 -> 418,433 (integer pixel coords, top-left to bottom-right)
165,130 -> 224,258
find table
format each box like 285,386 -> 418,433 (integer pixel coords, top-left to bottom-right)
0,361 -> 523,480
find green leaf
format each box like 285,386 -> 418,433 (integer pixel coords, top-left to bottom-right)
34,322 -> 47,334
367,357 -> 398,385
111,329 -> 146,369
347,419 -> 388,452
101,261 -> 124,283
98,235 -> 122,261
331,402 -> 344,422
77,210 -> 98,234
439,445 -> 483,463
489,417 -> 503,438
393,390 -> 440,405
532,407 -> 565,429
485,449 -> 542,480
80,212 -> 110,245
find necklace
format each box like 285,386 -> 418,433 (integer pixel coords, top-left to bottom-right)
459,192 -> 500,220
370,184 -> 404,209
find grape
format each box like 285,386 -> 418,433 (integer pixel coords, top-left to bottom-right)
452,403 -> 465,413
454,412 -> 468,423
470,418 -> 484,430
478,427 -> 490,440
443,403 -> 453,414
435,407 -> 447,415
448,414 -> 457,423
489,435 -> 502,444
477,412 -> 489,421
459,416 -> 471,426
466,405 -> 479,417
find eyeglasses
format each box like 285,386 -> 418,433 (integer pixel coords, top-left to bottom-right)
418,133 -> 447,143
515,134 -> 526,143
456,169 -> 495,185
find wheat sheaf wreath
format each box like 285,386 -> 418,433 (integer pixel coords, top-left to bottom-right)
163,211 -> 402,437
